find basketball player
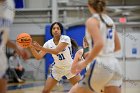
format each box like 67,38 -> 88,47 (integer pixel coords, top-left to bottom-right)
0,0 -> 30,92
71,37 -> 89,74
29,22 -> 81,93
69,0 -> 122,93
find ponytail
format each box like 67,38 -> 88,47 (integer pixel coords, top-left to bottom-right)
88,0 -> 106,13
70,38 -> 78,54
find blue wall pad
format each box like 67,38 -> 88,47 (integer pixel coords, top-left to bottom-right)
14,0 -> 24,8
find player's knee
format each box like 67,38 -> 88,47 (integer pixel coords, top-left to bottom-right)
69,87 -> 77,93
68,90 -> 76,93
42,88 -> 51,93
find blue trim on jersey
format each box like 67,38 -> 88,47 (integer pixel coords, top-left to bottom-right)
50,69 -> 55,80
51,62 -> 55,66
50,73 -> 55,79
78,74 -> 85,83
68,46 -> 73,59
50,62 -> 55,79
62,76 -> 67,79
88,60 -> 96,92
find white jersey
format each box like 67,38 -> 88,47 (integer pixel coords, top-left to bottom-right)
43,35 -> 73,68
0,0 -> 15,22
86,13 -> 115,56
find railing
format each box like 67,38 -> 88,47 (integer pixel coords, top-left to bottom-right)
14,6 -> 140,27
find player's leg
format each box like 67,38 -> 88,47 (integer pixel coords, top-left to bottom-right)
42,77 -> 58,93
69,58 -> 114,93
42,65 -> 62,93
104,86 -> 121,93
0,51 -> 8,93
68,75 -> 81,85
69,61 -> 96,93
68,83 -> 93,93
0,79 -> 7,93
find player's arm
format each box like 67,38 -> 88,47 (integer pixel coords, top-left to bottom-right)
29,44 -> 47,60
73,49 -> 83,65
7,40 -> 30,60
32,41 -> 68,55
7,40 -> 18,50
44,42 -> 68,55
30,41 -> 68,60
114,31 -> 121,52
71,49 -> 83,74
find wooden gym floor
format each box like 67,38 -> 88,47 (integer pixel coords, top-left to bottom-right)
7,80 -> 140,93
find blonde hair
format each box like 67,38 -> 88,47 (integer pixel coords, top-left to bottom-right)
88,0 -> 106,13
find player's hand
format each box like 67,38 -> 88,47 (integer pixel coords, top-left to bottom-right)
16,47 -> 31,60
71,60 -> 87,74
31,41 -> 42,50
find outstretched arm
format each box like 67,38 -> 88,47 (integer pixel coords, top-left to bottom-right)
7,40 -> 31,60
71,49 -> 83,74
31,41 -> 68,55
29,44 -> 47,60
73,49 -> 83,65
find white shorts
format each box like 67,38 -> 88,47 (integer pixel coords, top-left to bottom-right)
49,64 -> 75,81
79,56 -> 122,93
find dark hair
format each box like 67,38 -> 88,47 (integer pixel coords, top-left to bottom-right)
88,0 -> 106,13
99,14 -> 113,28
50,22 -> 64,37
70,38 -> 78,54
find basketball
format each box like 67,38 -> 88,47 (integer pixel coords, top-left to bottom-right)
16,33 -> 32,48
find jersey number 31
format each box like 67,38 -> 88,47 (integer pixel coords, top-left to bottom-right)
57,54 -> 65,60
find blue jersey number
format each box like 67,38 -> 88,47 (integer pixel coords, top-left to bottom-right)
107,29 -> 113,39
57,54 -> 65,60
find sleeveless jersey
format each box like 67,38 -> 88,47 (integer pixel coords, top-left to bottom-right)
86,13 -> 116,56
